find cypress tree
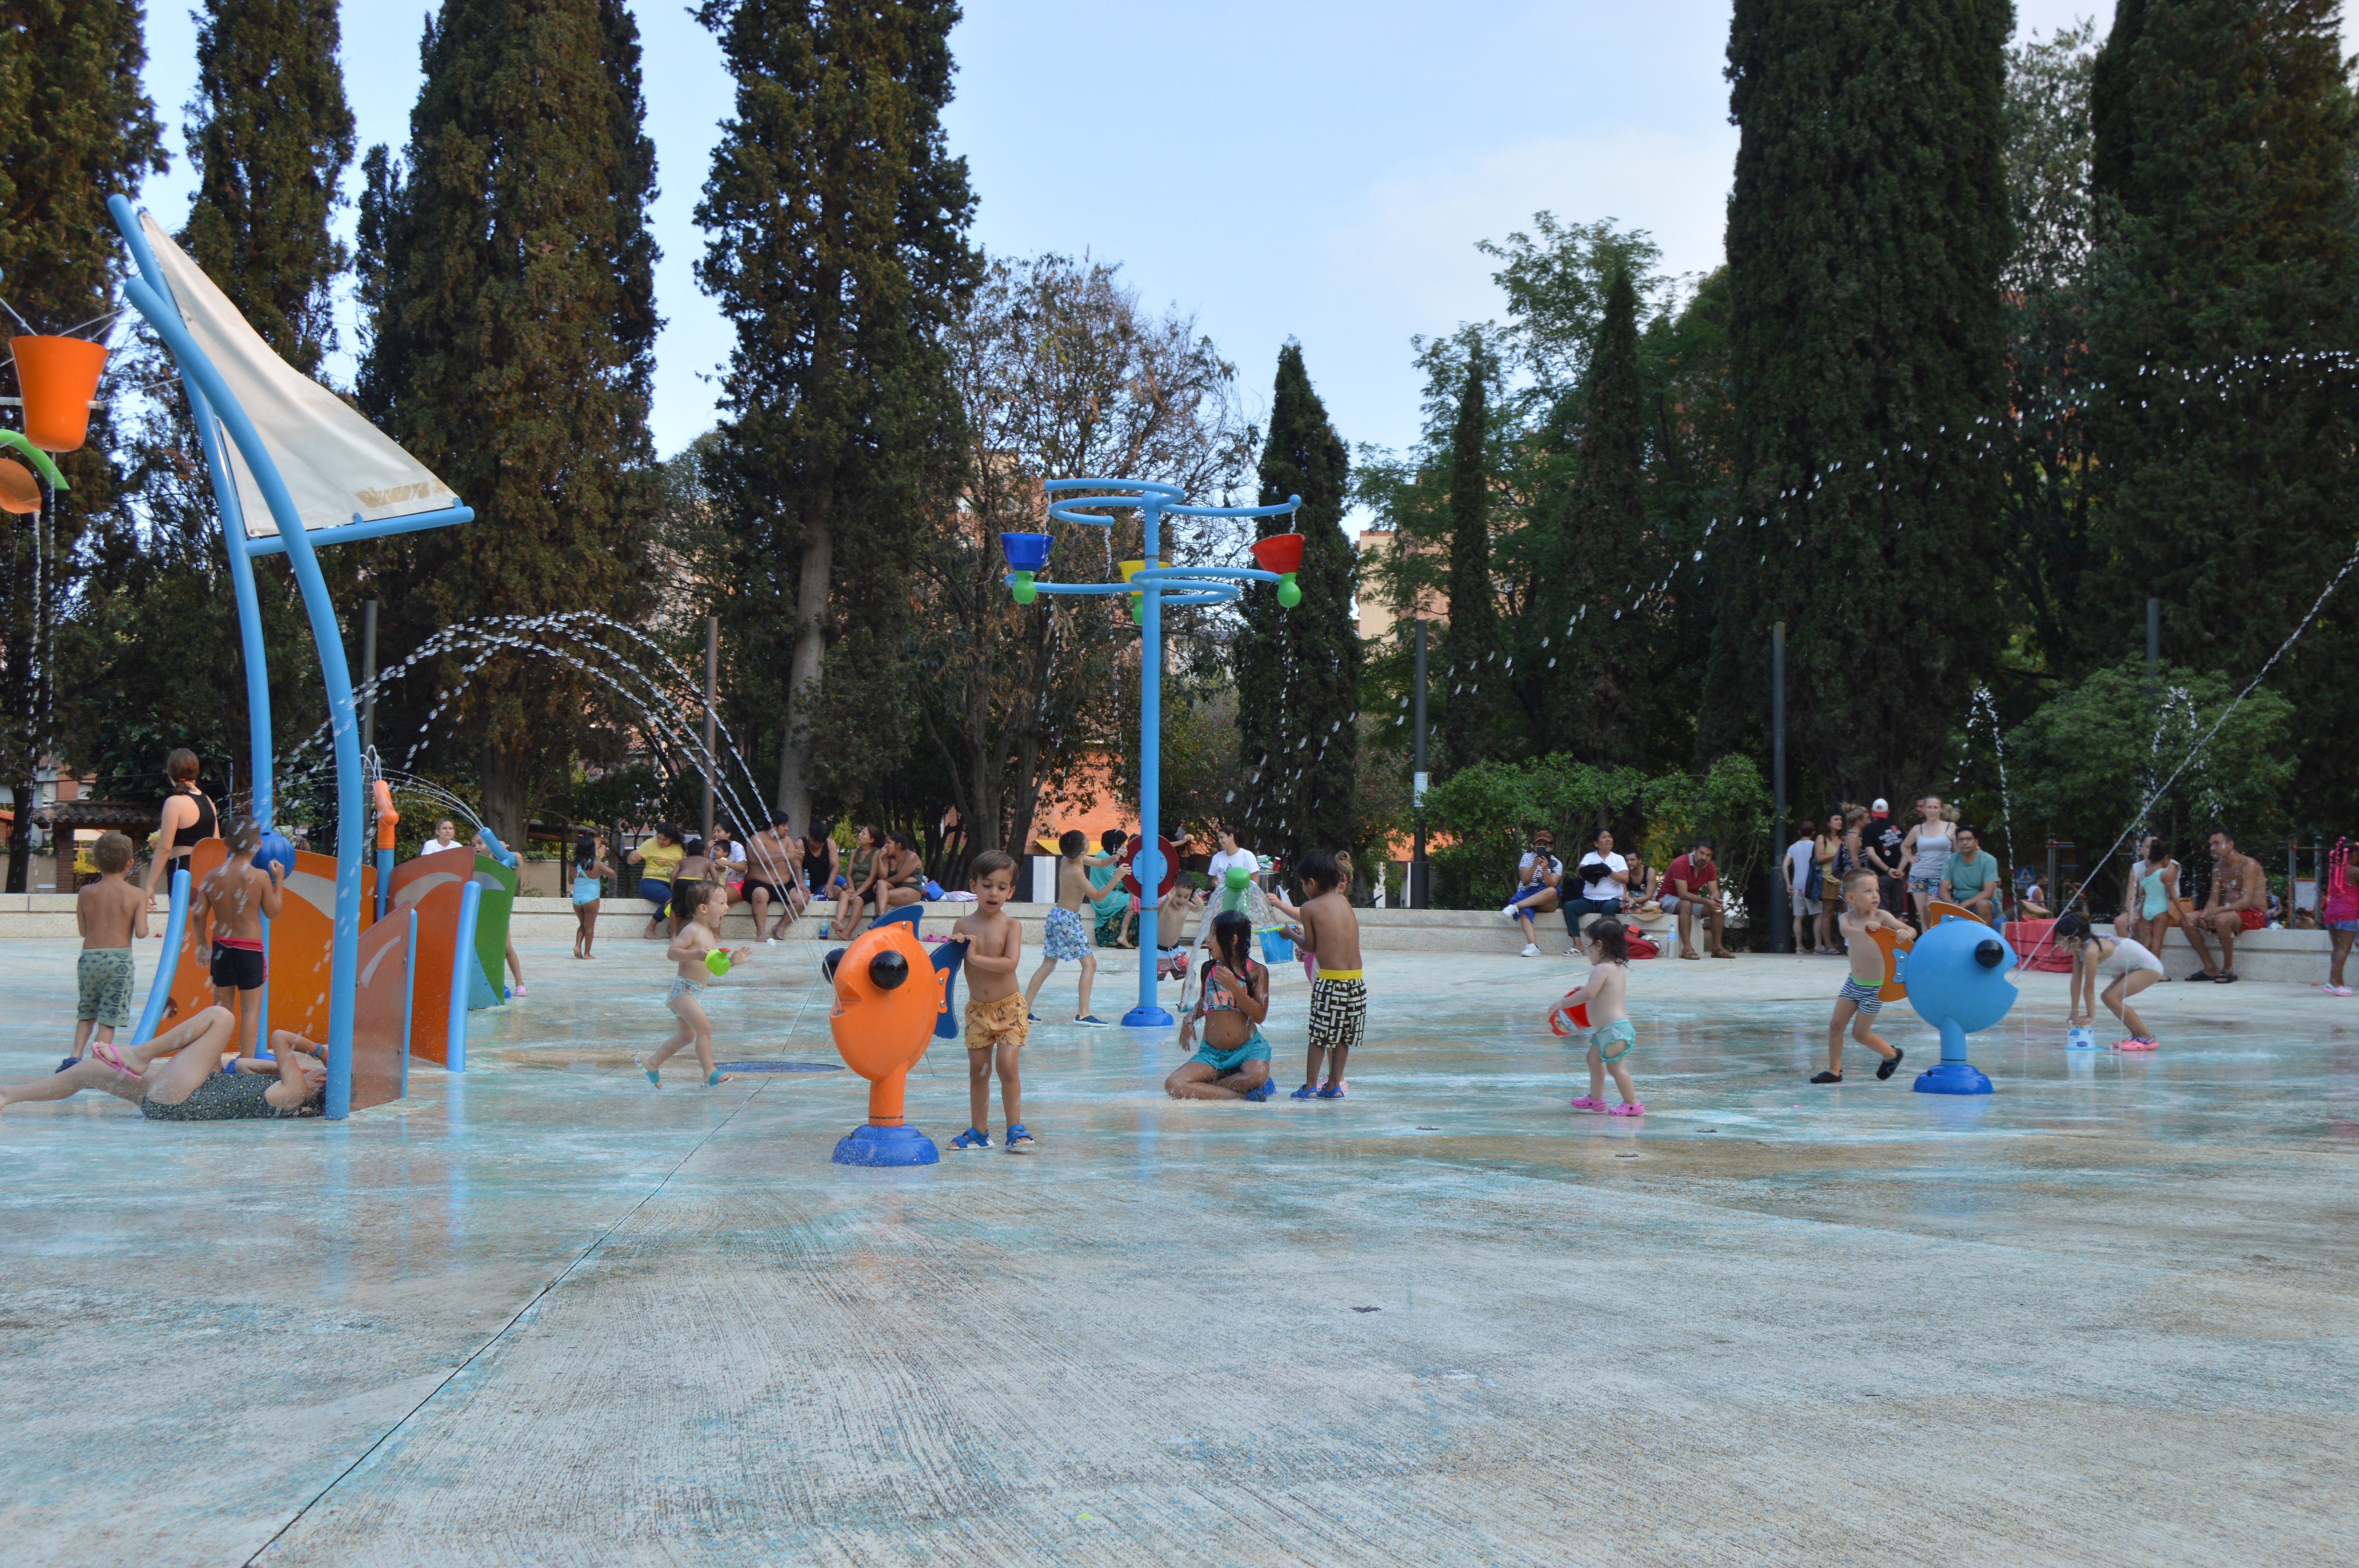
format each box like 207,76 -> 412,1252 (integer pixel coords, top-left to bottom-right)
1441,339 -> 1501,772
356,0 -> 660,843
1707,0 -> 2012,800
0,1 -> 164,888
183,0 -> 353,376
695,0 -> 978,828
2082,0 -> 2359,819
1235,342 -> 1355,868
1557,266 -> 1650,762
65,0 -> 353,814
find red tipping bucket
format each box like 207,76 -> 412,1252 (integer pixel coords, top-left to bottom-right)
1249,532 -> 1305,575
11,336 -> 108,453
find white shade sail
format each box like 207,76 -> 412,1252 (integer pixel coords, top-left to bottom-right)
142,211 -> 456,537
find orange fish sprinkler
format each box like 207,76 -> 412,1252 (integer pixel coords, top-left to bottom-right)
825,922 -> 945,1165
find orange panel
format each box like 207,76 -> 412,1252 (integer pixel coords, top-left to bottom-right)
352,910 -> 413,1110
403,878 -> 465,1067
160,840 -> 378,1046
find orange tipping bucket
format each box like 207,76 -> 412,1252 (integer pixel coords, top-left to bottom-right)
0,458 -> 38,515
11,336 -> 108,453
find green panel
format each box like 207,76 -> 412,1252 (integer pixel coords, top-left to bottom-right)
469,852 -> 518,1005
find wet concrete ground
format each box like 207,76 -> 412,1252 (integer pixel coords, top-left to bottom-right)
3,935 -> 2355,1566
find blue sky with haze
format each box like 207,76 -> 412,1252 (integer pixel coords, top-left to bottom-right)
132,3 -> 2266,477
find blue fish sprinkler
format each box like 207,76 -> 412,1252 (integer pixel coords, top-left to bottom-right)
1903,911 -> 2020,1094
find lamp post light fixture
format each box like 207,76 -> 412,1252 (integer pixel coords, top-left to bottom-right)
998,477 -> 1303,1027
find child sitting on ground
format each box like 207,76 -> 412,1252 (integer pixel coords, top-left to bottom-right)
634,880 -> 750,1087
1285,849 -> 1364,1100
1563,918 -> 1643,1116
1023,831 -> 1109,1027
1813,869 -> 1907,1084
193,815 -> 284,1061
947,850 -> 1032,1152
67,831 -> 147,1072
1168,910 -> 1275,1101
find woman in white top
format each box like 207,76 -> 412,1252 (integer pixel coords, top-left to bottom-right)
2054,912 -> 2164,1051
1559,827 -> 1628,953
1204,824 -> 1259,887
1899,796 -> 1952,931
418,818 -> 463,856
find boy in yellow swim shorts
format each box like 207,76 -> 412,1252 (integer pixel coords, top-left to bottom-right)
946,851 -> 1034,1152
1283,849 -> 1365,1100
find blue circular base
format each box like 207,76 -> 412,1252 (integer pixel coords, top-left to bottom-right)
831,1123 -> 940,1166
1913,1060 -> 1994,1095
1122,1005 -> 1175,1028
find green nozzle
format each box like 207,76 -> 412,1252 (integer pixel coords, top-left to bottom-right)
1012,570 -> 1037,604
1277,574 -> 1301,609
1130,592 -> 1144,625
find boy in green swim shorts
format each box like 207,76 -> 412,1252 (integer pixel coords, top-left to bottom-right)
69,831 -> 147,1071
1167,911 -> 1274,1100
1561,918 -> 1643,1116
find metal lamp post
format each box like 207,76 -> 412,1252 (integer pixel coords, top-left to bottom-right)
998,477 -> 1303,1027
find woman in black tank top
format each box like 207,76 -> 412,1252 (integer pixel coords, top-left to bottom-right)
145,747 -> 219,906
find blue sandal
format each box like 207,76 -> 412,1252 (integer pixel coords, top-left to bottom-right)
947,1127 -> 991,1151
1288,1083 -> 1319,1100
634,1055 -> 660,1086
1242,1079 -> 1276,1102
1006,1123 -> 1037,1153
1316,1082 -> 1347,1099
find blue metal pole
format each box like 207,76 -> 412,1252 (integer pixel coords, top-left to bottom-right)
376,847 -> 393,921
129,867 -> 189,1045
1126,497 -> 1173,1027
447,880 -> 480,1073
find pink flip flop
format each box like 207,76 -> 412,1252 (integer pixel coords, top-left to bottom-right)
2114,1036 -> 2160,1052
1569,1095 -> 1610,1112
91,1042 -> 140,1080
1608,1100 -> 1646,1117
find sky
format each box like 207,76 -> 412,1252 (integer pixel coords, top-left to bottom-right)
129,2 -> 2280,476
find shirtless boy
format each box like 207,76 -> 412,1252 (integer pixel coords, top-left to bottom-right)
2180,828 -> 2268,982
68,831 -> 148,1070
947,851 -> 1032,1152
634,880 -> 751,1087
193,815 -> 284,1060
1023,829 -> 1108,1025
1812,869 -> 1907,1083
743,812 -> 806,941
1285,849 -> 1364,1100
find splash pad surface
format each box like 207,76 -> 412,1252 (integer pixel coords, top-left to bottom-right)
2,938 -> 2354,1564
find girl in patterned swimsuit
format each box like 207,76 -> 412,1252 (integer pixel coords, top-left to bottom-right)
1167,911 -> 1275,1101
635,881 -> 750,1087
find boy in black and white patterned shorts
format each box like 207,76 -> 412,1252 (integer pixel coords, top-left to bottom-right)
1284,849 -> 1364,1100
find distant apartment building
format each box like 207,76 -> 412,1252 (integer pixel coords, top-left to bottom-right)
1353,521 -> 1447,645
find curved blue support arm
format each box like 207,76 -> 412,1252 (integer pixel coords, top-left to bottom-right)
113,196 -> 277,831
1044,477 -> 1186,498
124,268 -> 368,1119
129,867 -> 190,1045
1162,495 -> 1303,521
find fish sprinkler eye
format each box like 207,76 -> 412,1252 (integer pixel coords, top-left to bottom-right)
869,949 -> 909,990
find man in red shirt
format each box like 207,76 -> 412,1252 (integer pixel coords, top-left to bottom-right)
1665,838 -> 1734,960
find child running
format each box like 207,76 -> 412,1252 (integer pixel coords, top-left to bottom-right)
1023,830 -> 1109,1026
634,880 -> 751,1087
1562,918 -> 1642,1114
2054,912 -> 2165,1050
1167,910 -> 1275,1100
1814,868 -> 1907,1083
1285,849 -> 1364,1100
192,815 -> 283,1061
67,831 -> 148,1071
946,850 -> 1031,1152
